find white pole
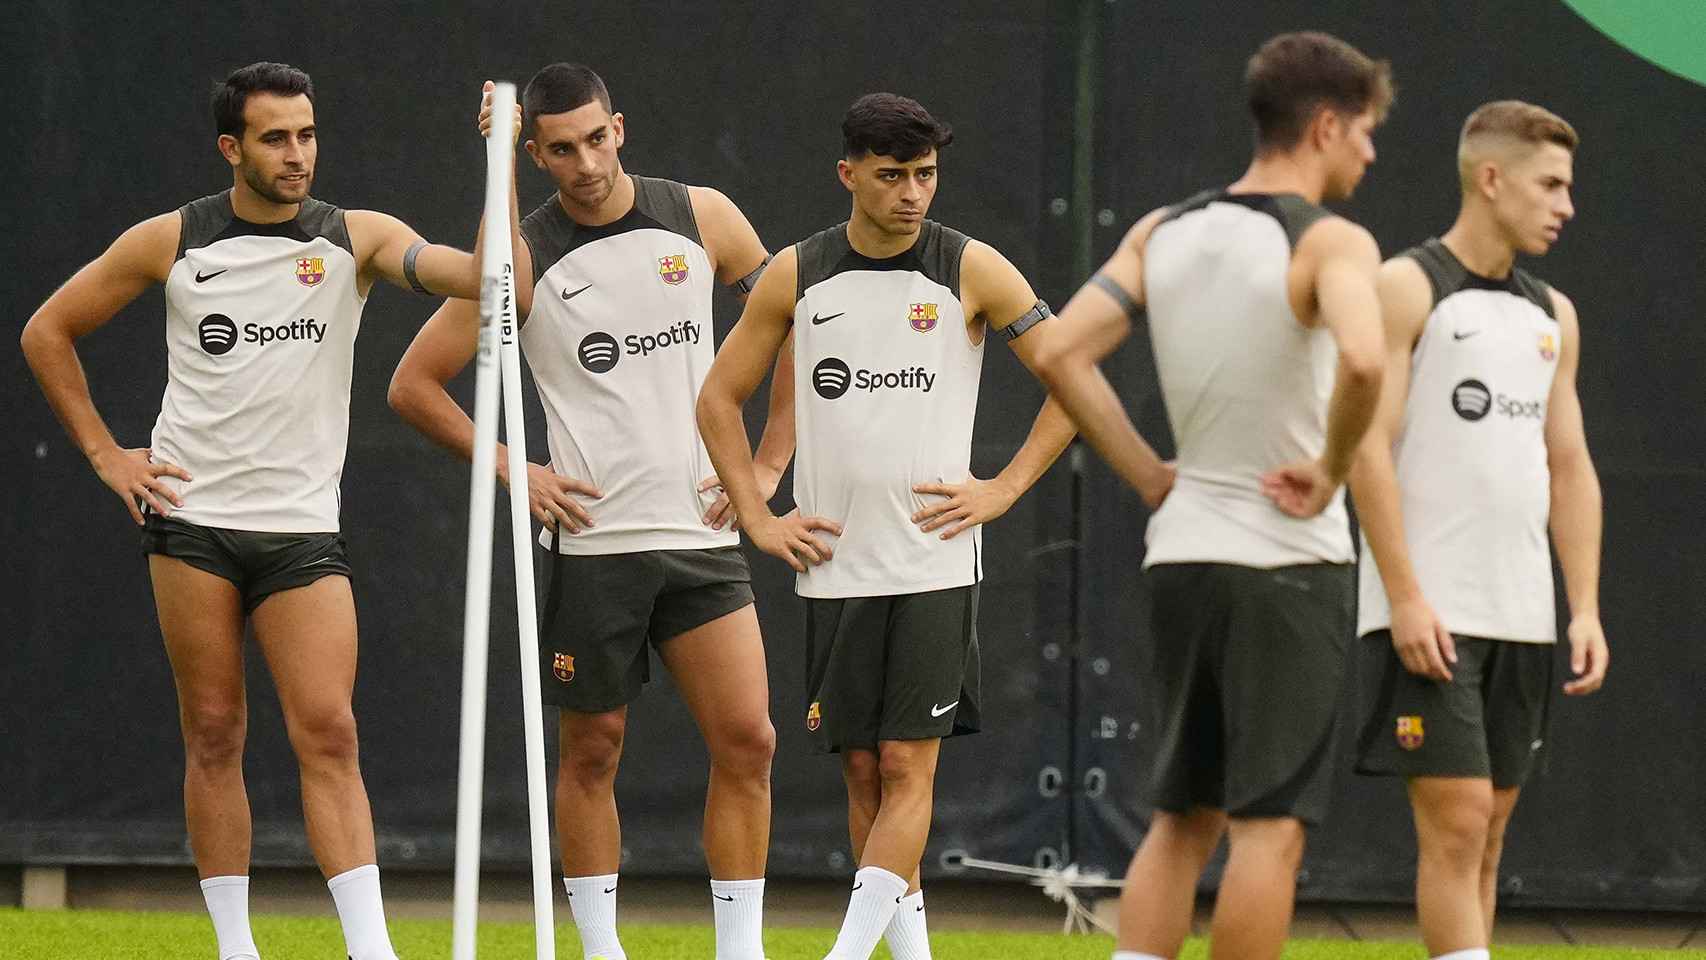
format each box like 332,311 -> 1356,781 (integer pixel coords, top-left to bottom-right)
452,79 -> 517,960
490,83 -> 558,960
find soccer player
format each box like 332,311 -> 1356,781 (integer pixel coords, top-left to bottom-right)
388,63 -> 784,960
1349,101 -> 1607,960
697,92 -> 1077,960
1029,32 -> 1391,960
19,63 -> 501,960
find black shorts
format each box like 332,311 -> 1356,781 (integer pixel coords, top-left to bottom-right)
802,584 -> 981,754
536,546 -> 754,713
1144,562 -> 1353,826
1355,631 -> 1553,789
141,514 -> 351,614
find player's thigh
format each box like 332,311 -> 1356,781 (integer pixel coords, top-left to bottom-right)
148,554 -> 248,721
658,602 -> 771,750
251,574 -> 359,724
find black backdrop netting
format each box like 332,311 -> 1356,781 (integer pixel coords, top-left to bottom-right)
4,0 -> 1702,911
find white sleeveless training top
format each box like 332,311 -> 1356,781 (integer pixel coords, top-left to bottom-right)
1141,191 -> 1355,569
790,220 -> 984,599
1358,238 -> 1560,643
150,190 -> 365,533
517,177 -> 735,556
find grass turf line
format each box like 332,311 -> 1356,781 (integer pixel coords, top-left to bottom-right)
3,909 -> 1703,959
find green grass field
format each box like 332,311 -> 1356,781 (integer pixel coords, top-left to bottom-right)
3,910 -> 1703,960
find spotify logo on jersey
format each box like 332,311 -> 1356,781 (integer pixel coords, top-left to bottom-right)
1452,378 -> 1492,421
198,314 -> 238,355
578,331 -> 620,374
812,358 -> 851,399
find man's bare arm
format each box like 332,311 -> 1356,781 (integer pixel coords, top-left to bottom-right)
1544,289 -> 1608,694
911,241 -> 1077,539
20,212 -> 192,524
1348,257 -> 1456,680
1030,211 -> 1174,507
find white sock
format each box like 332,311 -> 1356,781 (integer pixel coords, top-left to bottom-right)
1433,951 -> 1491,960
1111,952 -> 1168,960
564,874 -> 626,960
199,875 -> 260,960
883,889 -> 930,960
824,866 -> 908,960
710,877 -> 766,960
326,864 -> 397,960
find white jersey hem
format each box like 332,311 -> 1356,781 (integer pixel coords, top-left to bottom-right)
794,570 -> 980,600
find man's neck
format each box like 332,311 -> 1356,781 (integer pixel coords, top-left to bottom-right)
558,171 -> 636,227
1228,151 -> 1327,205
1441,209 -> 1517,279
845,208 -> 919,259
229,180 -> 300,224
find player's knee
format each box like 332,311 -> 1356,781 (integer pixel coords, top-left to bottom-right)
289,706 -> 360,767
560,712 -> 626,785
711,715 -> 775,782
181,702 -> 246,768
876,743 -> 937,790
1227,816 -> 1306,868
1423,798 -> 1493,865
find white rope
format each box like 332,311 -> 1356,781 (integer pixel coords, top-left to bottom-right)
953,856 -> 1123,935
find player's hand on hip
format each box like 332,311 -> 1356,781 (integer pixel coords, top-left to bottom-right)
1391,596 -> 1455,682
698,463 -> 783,532
1563,614 -> 1609,695
91,446 -> 190,526
747,509 -> 842,573
911,476 -> 1016,540
1259,459 -> 1338,518
477,80 -> 523,145
1139,460 -> 1177,511
500,460 -> 601,534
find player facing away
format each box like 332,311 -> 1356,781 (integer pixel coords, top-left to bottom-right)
388,64 -> 784,960
18,63 -> 502,960
1030,32 -> 1390,960
1348,101 -> 1607,960
697,93 -> 1077,960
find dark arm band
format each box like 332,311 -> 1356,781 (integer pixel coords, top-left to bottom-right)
1088,272 -> 1144,322
1000,299 -> 1053,341
731,255 -> 771,296
402,240 -> 431,295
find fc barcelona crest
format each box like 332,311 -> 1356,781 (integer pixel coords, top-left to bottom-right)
1538,333 -> 1557,362
806,701 -> 822,732
658,254 -> 690,285
1396,715 -> 1425,751
295,256 -> 325,287
908,302 -> 939,333
553,652 -> 575,684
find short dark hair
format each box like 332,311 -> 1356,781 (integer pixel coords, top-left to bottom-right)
842,93 -> 953,162
212,61 -> 314,138
522,63 -> 612,134
1245,32 -> 1393,152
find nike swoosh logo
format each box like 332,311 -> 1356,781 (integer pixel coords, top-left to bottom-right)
811,311 -> 844,325
563,283 -> 592,301
1453,330 -> 1479,341
931,701 -> 959,718
195,269 -> 227,283
603,886 -> 617,894
714,894 -> 735,902
851,882 -> 863,891
303,556 -> 336,567
916,904 -> 925,911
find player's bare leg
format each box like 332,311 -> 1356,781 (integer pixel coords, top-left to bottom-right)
1116,807 -> 1226,956
253,573 -> 397,960
556,706 -> 628,876
1410,776 -> 1494,956
1480,786 -> 1522,942
842,751 -> 922,893
252,575 -> 374,876
659,604 -> 775,879
854,739 -> 940,880
151,557 -> 251,878
1207,816 -> 1306,960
